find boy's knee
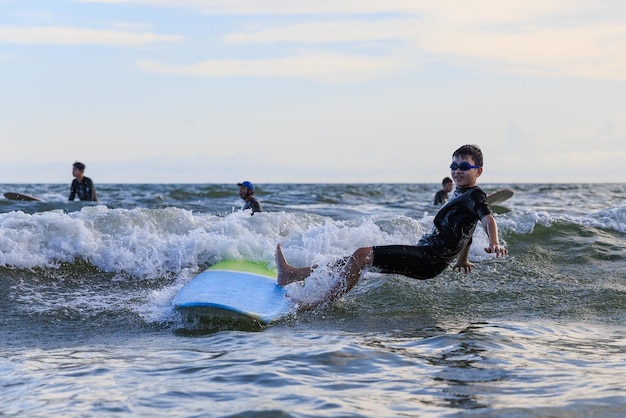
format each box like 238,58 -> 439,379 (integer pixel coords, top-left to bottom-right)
352,247 -> 373,264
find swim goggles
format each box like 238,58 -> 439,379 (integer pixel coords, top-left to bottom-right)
450,161 -> 481,171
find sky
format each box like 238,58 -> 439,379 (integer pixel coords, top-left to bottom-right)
2,0 -> 626,184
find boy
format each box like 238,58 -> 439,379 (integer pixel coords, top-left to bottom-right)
69,161 -> 98,202
433,176 -> 453,205
237,181 -> 262,215
276,144 -> 507,301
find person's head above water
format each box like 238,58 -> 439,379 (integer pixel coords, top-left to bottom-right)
452,144 -> 483,168
237,181 -> 254,192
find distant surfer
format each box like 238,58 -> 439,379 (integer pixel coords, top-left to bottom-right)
69,161 -> 98,202
238,181 -> 262,215
433,176 -> 453,205
276,144 -> 508,302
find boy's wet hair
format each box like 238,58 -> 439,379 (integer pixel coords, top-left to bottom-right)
73,161 -> 86,171
442,177 -> 453,185
452,144 -> 483,167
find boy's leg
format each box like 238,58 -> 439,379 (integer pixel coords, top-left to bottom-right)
276,244 -> 374,300
328,247 -> 374,300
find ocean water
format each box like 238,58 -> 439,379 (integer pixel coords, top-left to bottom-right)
1,183 -> 624,417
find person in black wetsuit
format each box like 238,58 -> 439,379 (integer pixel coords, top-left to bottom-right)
69,161 -> 98,202
433,176 -> 453,205
238,181 -> 262,215
275,144 -> 508,303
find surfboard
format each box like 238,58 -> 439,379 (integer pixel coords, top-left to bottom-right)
172,260 -> 293,327
3,192 -> 44,202
486,189 -> 514,205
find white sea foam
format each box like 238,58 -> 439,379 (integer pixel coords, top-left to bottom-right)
584,206 -> 626,233
1,204 -> 624,279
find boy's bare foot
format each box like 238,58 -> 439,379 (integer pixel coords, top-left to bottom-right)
276,244 -> 293,286
276,244 -> 313,286
276,244 -> 288,279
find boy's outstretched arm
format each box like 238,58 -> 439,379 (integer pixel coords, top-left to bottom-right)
481,214 -> 508,257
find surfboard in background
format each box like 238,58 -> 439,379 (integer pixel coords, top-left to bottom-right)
173,260 -> 294,328
486,189 -> 514,205
3,192 -> 45,202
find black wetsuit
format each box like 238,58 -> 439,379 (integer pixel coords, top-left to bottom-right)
373,186 -> 492,280
433,189 -> 448,205
242,197 -> 262,214
69,177 -> 98,201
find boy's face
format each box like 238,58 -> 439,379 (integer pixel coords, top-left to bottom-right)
239,185 -> 250,199
450,155 -> 482,188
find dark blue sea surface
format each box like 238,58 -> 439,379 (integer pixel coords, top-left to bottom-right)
1,183 -> 625,417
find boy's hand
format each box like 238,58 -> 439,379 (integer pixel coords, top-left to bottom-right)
484,244 -> 508,257
453,260 -> 475,273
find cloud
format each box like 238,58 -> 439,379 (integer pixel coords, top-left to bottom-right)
68,1 -> 626,82
72,0 -> 605,24
74,0 -> 429,15
0,26 -> 183,45
137,52 -> 408,83
418,23 -> 626,81
222,13 -> 626,82
224,20 -> 420,44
